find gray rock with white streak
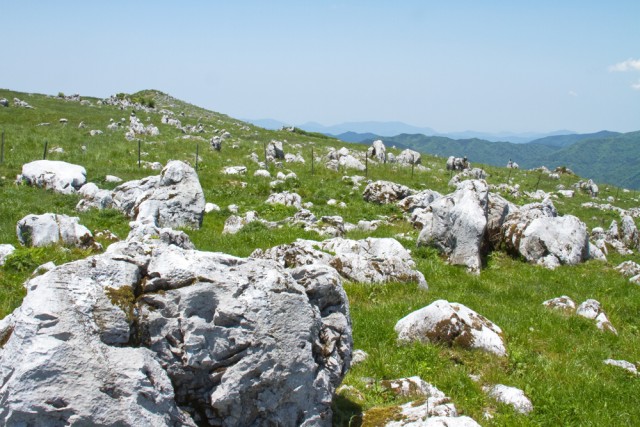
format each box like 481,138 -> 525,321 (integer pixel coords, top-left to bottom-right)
0,224 -> 352,426
19,160 -> 87,194
111,160 -> 205,229
484,384 -> 533,414
395,299 -> 506,356
416,180 -> 489,274
16,213 -> 97,249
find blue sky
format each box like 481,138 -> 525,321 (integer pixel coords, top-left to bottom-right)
2,1 -> 639,133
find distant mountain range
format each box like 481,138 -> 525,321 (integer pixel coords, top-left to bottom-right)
364,131 -> 640,189
245,119 -> 574,144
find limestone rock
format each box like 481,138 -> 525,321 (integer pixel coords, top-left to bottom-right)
367,140 -> 386,162
615,260 -> 640,277
16,213 -> 97,249
75,182 -> 114,212
252,237 -> 427,288
222,166 -> 247,175
396,149 -> 421,165
484,384 -> 533,414
577,299 -> 617,334
416,180 -> 489,274
19,160 -> 87,194
112,160 -> 205,229
351,349 -> 369,365
266,191 -> 303,209
0,227 -> 351,426
395,299 -> 506,356
0,244 -> 16,266
603,359 -> 638,376
105,175 -> 123,183
266,140 -> 285,160
204,202 -> 221,213
397,189 -> 442,213
363,180 -> 414,204
542,296 -> 576,311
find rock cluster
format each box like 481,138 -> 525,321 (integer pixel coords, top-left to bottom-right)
0,222 -> 352,426
16,213 -> 98,249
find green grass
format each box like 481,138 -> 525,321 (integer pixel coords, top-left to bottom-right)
1,88 -> 639,426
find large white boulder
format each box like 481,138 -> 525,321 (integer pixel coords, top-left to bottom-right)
367,140 -> 386,162
19,160 -> 87,194
0,226 -> 352,426
111,160 -> 205,229
518,215 -> 590,268
16,213 -> 96,249
416,180 -> 489,274
396,149 -> 421,165
395,299 -> 507,356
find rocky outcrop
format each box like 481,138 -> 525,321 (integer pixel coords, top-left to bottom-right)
112,160 -> 205,229
0,224 -> 352,426
576,299 -> 617,334
397,189 -> 442,213
75,182 -> 114,212
363,180 -> 414,204
16,213 -> 97,249
252,237 -> 427,288
395,299 -> 506,356
19,160 -> 87,194
416,180 -> 489,273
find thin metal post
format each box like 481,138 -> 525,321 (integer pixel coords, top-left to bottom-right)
43,140 -> 48,160
534,171 -> 542,191
195,143 -> 199,172
264,142 -> 268,169
138,140 -> 141,168
365,154 -> 368,177
311,147 -> 314,175
1,130 -> 4,164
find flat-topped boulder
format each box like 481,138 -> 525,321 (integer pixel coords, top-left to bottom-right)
19,160 -> 87,194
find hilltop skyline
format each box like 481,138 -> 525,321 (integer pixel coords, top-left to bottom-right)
1,1 -> 639,133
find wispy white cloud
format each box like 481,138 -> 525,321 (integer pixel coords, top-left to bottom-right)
609,58 -> 640,72
568,90 -> 578,97
632,80 -> 640,90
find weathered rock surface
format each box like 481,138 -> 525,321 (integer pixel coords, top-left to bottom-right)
75,182 -> 114,212
16,213 -> 97,249
576,299 -> 617,334
363,180 -> 414,204
19,160 -> 87,194
266,191 -> 303,209
367,140 -> 386,162
363,377 -> 480,426
112,160 -> 205,229
395,299 -> 506,356
396,149 -> 421,165
416,180 -> 489,274
252,237 -> 427,288
484,384 -> 533,414
603,359 -> 638,376
542,296 -> 576,311
0,224 -> 352,426
397,189 -> 442,213
0,244 -> 16,266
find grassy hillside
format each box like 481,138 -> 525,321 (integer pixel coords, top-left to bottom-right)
1,89 -> 640,426
375,131 -> 640,189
